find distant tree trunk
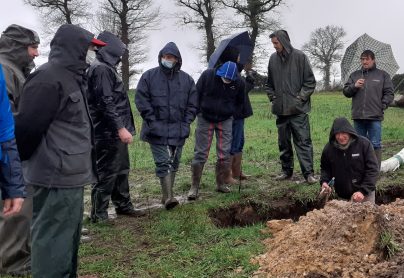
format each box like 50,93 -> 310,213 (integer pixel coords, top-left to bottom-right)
323,63 -> 331,91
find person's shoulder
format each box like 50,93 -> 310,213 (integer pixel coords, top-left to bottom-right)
178,70 -> 195,82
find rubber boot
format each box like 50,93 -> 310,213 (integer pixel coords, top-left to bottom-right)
215,162 -> 231,193
232,153 -> 249,180
188,163 -> 204,200
223,155 -> 237,184
374,148 -> 382,171
160,174 -> 179,210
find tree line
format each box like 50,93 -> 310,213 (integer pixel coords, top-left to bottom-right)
25,0 -> 351,92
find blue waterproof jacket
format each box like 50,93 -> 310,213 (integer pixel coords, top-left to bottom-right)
135,42 -> 198,146
0,65 -> 14,144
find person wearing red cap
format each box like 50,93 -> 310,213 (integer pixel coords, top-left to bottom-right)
15,24 -> 105,278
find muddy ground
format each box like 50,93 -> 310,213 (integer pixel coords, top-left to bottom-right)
251,199 -> 404,278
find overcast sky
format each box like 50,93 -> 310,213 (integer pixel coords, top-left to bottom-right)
1,0 -> 403,84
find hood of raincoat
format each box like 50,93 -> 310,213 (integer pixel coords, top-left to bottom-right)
271,30 -> 293,57
96,31 -> 126,67
0,24 -> 40,71
158,42 -> 182,72
329,117 -> 358,143
48,24 -> 94,74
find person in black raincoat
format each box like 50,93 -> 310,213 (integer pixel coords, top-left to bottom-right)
320,117 -> 378,203
266,30 -> 317,184
15,24 -> 104,278
87,31 -> 145,222
135,42 -> 198,210
0,24 -> 39,276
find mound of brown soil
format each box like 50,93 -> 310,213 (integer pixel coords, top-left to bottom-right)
252,199 -> 404,278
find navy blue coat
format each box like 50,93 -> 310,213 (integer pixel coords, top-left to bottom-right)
135,42 -> 198,146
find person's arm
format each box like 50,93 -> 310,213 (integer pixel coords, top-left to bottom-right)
135,72 -> 156,124
15,80 -> 60,160
265,60 -> 275,102
183,77 -> 198,124
358,141 -> 379,196
343,74 -> 360,98
381,72 -> 394,110
298,55 -> 316,101
2,198 -> 24,216
320,145 -> 333,193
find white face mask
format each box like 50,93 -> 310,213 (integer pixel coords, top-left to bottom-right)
86,50 -> 96,64
221,77 -> 232,84
161,58 -> 175,69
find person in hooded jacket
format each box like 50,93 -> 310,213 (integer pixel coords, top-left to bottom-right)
0,24 -> 39,276
0,24 -> 40,112
266,30 -> 317,184
320,117 -> 379,203
343,50 -> 394,170
135,42 -> 198,210
14,24 -> 105,278
87,31 -> 145,222
187,61 -> 245,200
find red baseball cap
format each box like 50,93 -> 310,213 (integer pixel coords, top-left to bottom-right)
91,37 -> 107,47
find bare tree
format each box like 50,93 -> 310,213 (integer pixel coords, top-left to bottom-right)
220,0 -> 283,63
100,0 -> 160,90
176,0 -> 222,62
302,25 -> 346,91
25,0 -> 90,32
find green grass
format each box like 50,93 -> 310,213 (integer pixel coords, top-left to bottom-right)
77,91 -> 404,278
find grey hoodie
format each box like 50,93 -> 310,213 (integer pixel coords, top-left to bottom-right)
0,24 -> 40,111
266,30 -> 316,116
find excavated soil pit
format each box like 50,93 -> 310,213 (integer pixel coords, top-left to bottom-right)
208,199 -> 324,228
209,185 -> 404,228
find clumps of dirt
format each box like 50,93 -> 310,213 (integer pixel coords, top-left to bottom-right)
252,199 -> 404,278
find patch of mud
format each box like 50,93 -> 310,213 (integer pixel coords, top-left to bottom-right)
377,186 -> 404,204
252,199 -> 404,278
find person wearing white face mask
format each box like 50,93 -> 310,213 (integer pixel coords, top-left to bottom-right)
187,61 -> 245,199
135,42 -> 198,210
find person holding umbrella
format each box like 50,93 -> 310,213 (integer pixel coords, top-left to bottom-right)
266,30 -> 317,184
343,50 -> 394,169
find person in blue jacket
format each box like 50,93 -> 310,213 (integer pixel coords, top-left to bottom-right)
0,64 -> 25,217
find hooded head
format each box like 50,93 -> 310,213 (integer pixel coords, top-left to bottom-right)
95,31 -> 126,67
0,24 -> 40,72
158,42 -> 182,72
329,117 -> 358,146
216,61 -> 238,83
269,30 -> 293,56
49,24 -> 105,73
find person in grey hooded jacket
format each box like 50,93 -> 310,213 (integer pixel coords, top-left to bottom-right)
87,31 -> 145,222
266,30 -> 317,184
135,42 -> 198,210
15,24 -> 104,278
0,24 -> 39,276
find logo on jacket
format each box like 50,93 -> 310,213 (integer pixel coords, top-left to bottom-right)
352,153 -> 360,157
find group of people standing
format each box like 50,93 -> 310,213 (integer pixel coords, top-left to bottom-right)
0,23 -> 394,278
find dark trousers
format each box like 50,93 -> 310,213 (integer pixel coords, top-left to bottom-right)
31,186 -> 84,278
150,144 -> 183,178
230,118 -> 245,155
0,139 -> 30,275
276,113 -> 314,178
91,140 -> 133,222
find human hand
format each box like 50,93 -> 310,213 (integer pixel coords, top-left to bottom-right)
351,191 -> 365,202
118,128 -> 133,144
3,198 -> 24,216
355,78 -> 365,88
321,182 -> 332,195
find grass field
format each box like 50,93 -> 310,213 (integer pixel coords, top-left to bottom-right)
72,91 -> 404,278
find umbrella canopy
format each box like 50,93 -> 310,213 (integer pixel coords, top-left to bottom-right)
341,33 -> 399,83
208,31 -> 253,68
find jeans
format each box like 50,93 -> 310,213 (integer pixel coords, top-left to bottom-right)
354,120 -> 381,149
230,118 -> 244,155
150,144 -> 183,177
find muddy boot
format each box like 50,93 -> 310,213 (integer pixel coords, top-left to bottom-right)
374,148 -> 382,171
215,162 -> 231,193
160,174 -> 179,210
223,155 -> 237,184
188,163 -> 204,200
232,153 -> 249,180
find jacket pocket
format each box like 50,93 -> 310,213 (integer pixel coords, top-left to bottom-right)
60,144 -> 91,175
61,92 -> 85,123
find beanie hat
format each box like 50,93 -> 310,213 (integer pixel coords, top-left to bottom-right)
2,24 -> 40,46
216,61 -> 238,81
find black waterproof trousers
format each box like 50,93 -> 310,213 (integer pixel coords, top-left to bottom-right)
276,113 -> 314,178
91,140 -> 133,222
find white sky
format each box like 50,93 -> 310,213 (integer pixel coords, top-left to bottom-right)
1,0 -> 403,85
